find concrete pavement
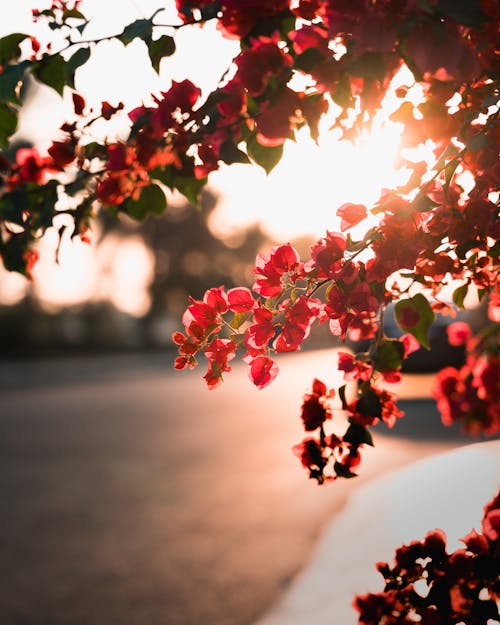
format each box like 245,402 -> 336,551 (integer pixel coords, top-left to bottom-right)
252,439 -> 500,625
0,350 -> 481,625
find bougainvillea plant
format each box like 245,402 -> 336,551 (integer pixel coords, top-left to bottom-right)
0,1 -> 498,620
354,487 -> 500,624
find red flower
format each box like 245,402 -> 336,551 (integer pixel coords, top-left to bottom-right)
227,287 -> 255,312
235,37 -> 292,96
48,139 -> 75,168
337,352 -> 372,382
310,231 -> 347,278
336,203 -> 367,232
300,378 -> 332,431
253,244 -> 300,297
248,355 -> 279,389
245,304 -> 275,350
447,322 -> 471,346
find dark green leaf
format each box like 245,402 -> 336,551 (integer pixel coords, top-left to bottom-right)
295,48 -> 326,74
330,74 -> 354,111
0,60 -> 31,103
148,35 -> 175,73
119,19 -> 153,46
0,33 -> 28,65
231,311 -> 251,330
443,158 -> 459,193
334,461 -> 358,479
219,139 -> 251,165
338,384 -> 348,410
34,54 -> 67,96
65,47 -> 91,89
152,166 -> 207,207
0,102 -> 18,148
343,423 -> 374,447
0,189 -> 28,224
412,194 -> 440,213
436,0 -> 489,28
246,134 -> 283,174
63,8 -> 86,20
452,283 -> 468,309
456,240 -> 478,259
374,339 -> 405,372
123,183 -> 166,221
394,293 -> 435,350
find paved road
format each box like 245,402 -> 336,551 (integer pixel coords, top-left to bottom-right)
0,350 -> 473,625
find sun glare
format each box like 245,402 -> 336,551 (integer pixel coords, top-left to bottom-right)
3,4 -> 444,311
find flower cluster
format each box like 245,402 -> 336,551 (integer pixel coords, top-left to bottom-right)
354,488 -> 500,624
433,321 -> 500,436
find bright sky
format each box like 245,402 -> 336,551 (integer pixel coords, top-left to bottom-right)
0,1 -> 413,312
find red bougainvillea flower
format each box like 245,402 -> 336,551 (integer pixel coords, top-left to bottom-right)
447,321 -> 472,346
292,437 -> 326,470
310,231 -> 347,278
235,37 -> 292,96
227,287 -> 255,312
203,338 -> 237,389
247,354 -> 279,389
300,378 -> 333,431
217,0 -> 289,40
349,384 -> 404,428
48,139 -> 75,168
14,147 -> 55,185
253,243 -> 300,297
337,352 -> 373,382
336,202 -> 367,232
245,304 -> 276,350
187,286 -> 228,330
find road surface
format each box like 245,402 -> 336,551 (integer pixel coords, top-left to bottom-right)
0,350 -> 474,625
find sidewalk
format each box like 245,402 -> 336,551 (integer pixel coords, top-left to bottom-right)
252,439 -> 500,625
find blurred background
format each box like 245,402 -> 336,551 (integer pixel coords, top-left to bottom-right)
0,3 -> 494,625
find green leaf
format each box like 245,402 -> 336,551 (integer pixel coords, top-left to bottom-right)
330,73 -> 354,111
334,461 -> 358,479
394,293 -> 435,350
0,33 -> 28,65
231,311 -> 251,330
33,54 -> 67,96
63,8 -> 86,20
119,19 -> 153,46
0,189 -> 28,224
151,165 -> 207,207
338,384 -> 348,410
436,0 -> 489,28
343,423 -> 374,447
219,139 -> 251,165
452,284 -> 468,309
443,158 -> 460,193
246,134 -> 283,174
0,60 -> 31,103
147,35 -> 175,73
0,102 -> 18,148
374,339 -> 405,372
412,195 -> 440,213
65,47 -> 91,89
123,184 -> 166,221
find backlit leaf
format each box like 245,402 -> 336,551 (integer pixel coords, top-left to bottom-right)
452,284 -> 468,309
0,33 -> 27,65
394,293 -> 435,350
148,35 -> 175,73
0,102 -> 18,148
123,184 -> 166,221
119,19 -> 153,46
66,47 -> 91,89
246,134 -> 283,174
34,54 -> 67,96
